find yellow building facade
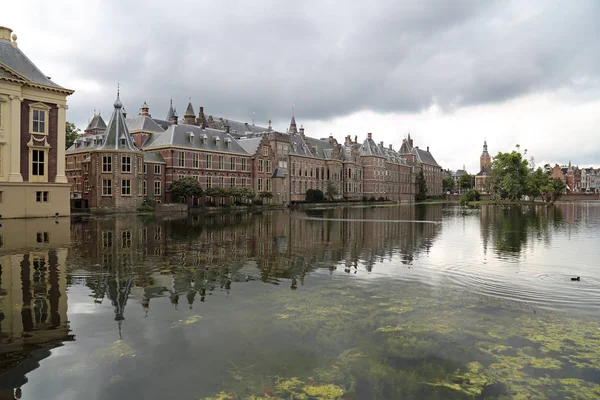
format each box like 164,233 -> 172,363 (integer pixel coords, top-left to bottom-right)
0,26 -> 73,218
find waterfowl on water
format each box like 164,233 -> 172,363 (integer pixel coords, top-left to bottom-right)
571,277 -> 580,281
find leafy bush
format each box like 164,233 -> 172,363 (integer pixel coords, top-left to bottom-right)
305,189 -> 325,203
460,189 -> 481,204
369,196 -> 376,202
137,205 -> 154,212
377,196 -> 385,202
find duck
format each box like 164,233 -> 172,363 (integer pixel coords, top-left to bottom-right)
571,277 -> 580,281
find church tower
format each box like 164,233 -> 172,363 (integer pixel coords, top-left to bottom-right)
480,140 -> 491,170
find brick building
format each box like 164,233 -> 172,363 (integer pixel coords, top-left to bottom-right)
67,99 -> 443,209
0,26 -> 73,218
66,93 -> 146,211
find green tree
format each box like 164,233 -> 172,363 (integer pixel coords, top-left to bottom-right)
442,176 -> 455,193
305,189 -> 324,203
325,180 -> 339,200
489,151 -> 530,200
543,178 -> 566,203
458,174 -> 475,191
415,170 -> 428,201
66,121 -> 81,149
526,167 -> 549,201
168,177 -> 204,202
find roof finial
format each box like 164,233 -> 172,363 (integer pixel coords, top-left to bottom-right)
292,104 -> 295,117
117,81 -> 120,98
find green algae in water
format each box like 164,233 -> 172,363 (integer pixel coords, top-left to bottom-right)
205,281 -> 600,399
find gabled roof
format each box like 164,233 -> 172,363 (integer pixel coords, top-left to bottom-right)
96,94 -> 139,152
0,36 -> 72,93
236,136 -> 263,155
413,147 -> 440,166
125,115 -> 165,134
359,137 -> 385,157
143,152 -> 165,163
143,124 -> 248,155
85,114 -> 107,132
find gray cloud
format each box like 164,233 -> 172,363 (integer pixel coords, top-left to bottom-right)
25,0 -> 599,130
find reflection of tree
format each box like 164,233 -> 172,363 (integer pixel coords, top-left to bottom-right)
480,205 -> 564,257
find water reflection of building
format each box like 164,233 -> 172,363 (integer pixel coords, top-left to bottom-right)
67,206 -> 443,316
0,219 -> 72,395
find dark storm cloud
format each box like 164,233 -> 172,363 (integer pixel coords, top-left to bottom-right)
55,0 -> 600,129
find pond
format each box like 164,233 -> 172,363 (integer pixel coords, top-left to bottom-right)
0,203 -> 599,399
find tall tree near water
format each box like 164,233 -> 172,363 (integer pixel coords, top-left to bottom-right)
415,170 -> 428,201
489,151 -> 530,200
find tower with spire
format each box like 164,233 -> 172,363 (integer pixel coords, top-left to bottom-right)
289,105 -> 298,134
88,89 -> 143,211
183,99 -> 196,125
480,140 -> 491,170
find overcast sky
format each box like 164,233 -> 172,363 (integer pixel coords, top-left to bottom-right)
4,0 -> 600,172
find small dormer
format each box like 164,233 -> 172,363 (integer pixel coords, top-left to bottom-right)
213,136 -> 220,145
188,132 -> 195,144
201,134 -> 208,144
119,133 -> 127,146
225,137 -> 232,147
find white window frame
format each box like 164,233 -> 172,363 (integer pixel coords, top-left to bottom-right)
29,102 -> 50,135
122,179 -> 131,196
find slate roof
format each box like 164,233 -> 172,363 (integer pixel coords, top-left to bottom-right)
413,147 -> 440,166
304,137 -> 334,159
166,100 -> 175,121
96,94 -> 140,152
85,114 -> 107,132
476,166 -> 491,176
359,137 -> 385,157
208,117 -> 269,136
143,152 -> 165,163
236,137 -> 263,155
184,101 -> 195,117
143,123 -> 248,155
125,115 -> 165,134
288,132 -> 313,157
377,143 -> 408,165
66,134 -> 105,153
0,36 -> 72,92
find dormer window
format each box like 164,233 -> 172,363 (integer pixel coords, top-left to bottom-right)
202,134 -> 208,144
189,132 -> 195,143
120,138 -> 126,146
225,138 -> 231,147
214,136 -> 220,144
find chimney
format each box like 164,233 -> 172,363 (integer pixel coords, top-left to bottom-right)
427,146 -> 429,152
0,26 -> 17,47
299,125 -> 305,138
141,101 -> 150,116
380,141 -> 384,147
268,119 -> 272,131
389,144 -> 393,150
171,108 -> 178,125
197,106 -> 206,128
354,135 -> 357,144
367,133 -> 372,140
224,120 -> 230,133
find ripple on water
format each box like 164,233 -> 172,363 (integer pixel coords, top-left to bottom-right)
391,259 -> 600,315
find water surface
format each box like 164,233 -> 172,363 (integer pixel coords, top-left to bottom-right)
1,203 -> 599,399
